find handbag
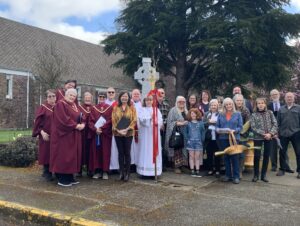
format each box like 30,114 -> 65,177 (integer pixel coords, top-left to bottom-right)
169,125 -> 184,149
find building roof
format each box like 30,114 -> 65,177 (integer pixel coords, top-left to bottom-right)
0,17 -> 136,90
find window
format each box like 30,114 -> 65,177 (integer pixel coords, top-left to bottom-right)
6,75 -> 13,99
76,86 -> 82,102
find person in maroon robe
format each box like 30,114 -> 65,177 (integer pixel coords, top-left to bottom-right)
89,92 -> 113,180
55,80 -> 78,104
32,89 -> 56,181
78,92 -> 93,176
50,88 -> 85,187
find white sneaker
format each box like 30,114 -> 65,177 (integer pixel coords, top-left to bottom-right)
57,182 -> 72,187
102,172 -> 109,180
92,173 -> 102,179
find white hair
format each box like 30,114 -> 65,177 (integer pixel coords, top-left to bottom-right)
270,89 -> 279,95
175,96 -> 188,114
209,99 -> 219,106
84,91 -> 93,100
65,88 -> 77,96
233,94 -> 246,109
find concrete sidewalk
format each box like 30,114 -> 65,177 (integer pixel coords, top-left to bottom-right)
0,164 -> 299,226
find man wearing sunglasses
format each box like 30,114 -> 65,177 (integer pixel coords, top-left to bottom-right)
105,87 -> 116,106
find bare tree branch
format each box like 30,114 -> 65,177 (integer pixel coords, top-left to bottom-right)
34,42 -> 70,92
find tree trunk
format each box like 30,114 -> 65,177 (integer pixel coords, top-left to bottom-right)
175,55 -> 188,97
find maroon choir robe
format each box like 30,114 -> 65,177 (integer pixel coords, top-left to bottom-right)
32,102 -> 54,165
55,88 -> 78,105
78,103 -> 92,166
50,100 -> 82,174
88,103 -> 113,172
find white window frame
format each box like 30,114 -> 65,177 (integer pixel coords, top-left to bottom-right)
6,75 -> 13,99
76,86 -> 82,102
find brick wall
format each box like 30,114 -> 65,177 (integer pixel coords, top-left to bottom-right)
1,74 -> 25,128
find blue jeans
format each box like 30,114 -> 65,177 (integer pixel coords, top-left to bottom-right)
219,139 -> 240,180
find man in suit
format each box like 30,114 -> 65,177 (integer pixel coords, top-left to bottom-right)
267,89 -> 283,171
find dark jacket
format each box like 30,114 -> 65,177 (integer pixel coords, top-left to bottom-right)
267,101 -> 283,118
277,104 -> 300,137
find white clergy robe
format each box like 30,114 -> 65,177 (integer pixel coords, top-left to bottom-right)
136,107 -> 163,176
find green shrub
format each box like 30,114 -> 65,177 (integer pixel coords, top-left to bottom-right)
0,136 -> 38,167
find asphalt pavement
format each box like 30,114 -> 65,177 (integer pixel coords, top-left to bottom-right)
0,160 -> 299,226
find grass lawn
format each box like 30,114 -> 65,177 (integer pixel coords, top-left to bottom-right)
0,130 -> 32,143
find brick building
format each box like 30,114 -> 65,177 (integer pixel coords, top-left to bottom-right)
0,17 -> 137,129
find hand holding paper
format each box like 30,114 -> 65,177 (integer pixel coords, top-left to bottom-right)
95,116 -> 106,129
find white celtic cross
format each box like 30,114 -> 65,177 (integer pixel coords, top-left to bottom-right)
134,58 -> 159,98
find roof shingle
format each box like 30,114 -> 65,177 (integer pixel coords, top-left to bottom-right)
0,17 -> 136,90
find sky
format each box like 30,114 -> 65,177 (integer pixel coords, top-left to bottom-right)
0,0 -> 300,45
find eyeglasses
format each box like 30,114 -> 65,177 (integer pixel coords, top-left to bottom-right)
98,96 -> 105,98
107,91 -> 115,94
47,95 -> 56,98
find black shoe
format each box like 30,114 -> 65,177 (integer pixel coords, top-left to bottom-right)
232,178 -> 240,184
119,172 -> 124,181
215,172 -> 220,178
207,171 -> 214,176
286,169 -> 295,173
195,170 -> 202,178
276,170 -> 285,176
271,167 -> 277,172
297,173 -> 300,179
222,176 -> 231,182
70,177 -> 80,185
76,172 -> 82,177
57,178 -> 72,187
45,173 -> 53,182
124,172 -> 130,182
261,177 -> 269,183
252,176 -> 258,182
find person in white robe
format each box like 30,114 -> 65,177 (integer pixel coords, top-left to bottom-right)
131,89 -> 144,165
136,96 -> 163,176
105,87 -> 119,170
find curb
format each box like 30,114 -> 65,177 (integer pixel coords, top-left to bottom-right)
0,200 -> 107,226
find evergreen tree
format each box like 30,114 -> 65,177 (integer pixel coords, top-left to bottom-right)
102,0 -> 300,96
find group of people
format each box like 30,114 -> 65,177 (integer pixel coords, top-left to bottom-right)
32,80 -> 166,186
32,80 -> 300,187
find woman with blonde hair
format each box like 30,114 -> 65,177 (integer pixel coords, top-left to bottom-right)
216,97 -> 243,184
165,96 -> 188,173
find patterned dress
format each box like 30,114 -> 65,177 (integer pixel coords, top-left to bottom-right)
165,107 -> 188,167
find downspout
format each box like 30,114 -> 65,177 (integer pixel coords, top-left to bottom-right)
26,72 -> 30,129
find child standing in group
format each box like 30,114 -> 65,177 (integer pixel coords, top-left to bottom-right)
185,108 -> 205,177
